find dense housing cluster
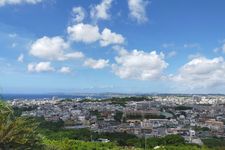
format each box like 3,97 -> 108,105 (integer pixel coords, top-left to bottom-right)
8,95 -> 225,146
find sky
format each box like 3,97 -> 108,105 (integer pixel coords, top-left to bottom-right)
1,0 -> 225,94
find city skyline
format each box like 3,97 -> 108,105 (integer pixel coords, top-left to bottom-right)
1,0 -> 225,94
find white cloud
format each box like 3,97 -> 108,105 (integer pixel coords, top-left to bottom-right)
128,0 -> 149,23
30,36 -> 68,60
30,36 -> 84,61
113,49 -> 168,80
17,53 -> 24,63
100,28 -> 125,47
11,42 -> 17,48
28,61 -> 55,73
67,23 -> 101,43
8,33 -> 17,38
72,7 -> 85,23
64,52 -> 84,59
0,0 -> 42,6
162,43 -> 174,48
67,23 -> 125,47
167,51 -> 177,58
58,66 -> 71,74
84,58 -> 109,69
172,57 -> 225,89
214,42 -> 225,53
188,53 -> 202,60
183,43 -> 200,49
112,45 -> 129,55
90,0 -> 113,21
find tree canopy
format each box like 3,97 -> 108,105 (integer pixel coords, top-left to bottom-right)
0,101 -> 42,149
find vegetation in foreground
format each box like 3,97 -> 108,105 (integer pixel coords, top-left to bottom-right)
0,100 -> 225,150
0,101 -> 42,149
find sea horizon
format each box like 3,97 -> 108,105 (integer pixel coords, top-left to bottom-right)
1,92 -> 225,100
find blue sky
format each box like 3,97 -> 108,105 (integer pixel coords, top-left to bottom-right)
1,0 -> 225,94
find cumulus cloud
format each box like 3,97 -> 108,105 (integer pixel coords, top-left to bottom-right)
112,45 -> 129,55
67,23 -> 101,43
171,57 -> 225,89
58,66 -> 71,74
67,23 -> 125,47
30,36 -> 68,60
63,52 -> 84,59
0,0 -> 42,6
100,28 -> 125,47
30,36 -> 84,61
84,58 -> 109,69
72,7 -> 85,23
113,49 -> 168,80
17,53 -> 24,63
28,62 -> 55,73
90,0 -> 113,21
128,0 -> 149,23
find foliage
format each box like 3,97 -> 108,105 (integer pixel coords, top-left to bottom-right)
152,145 -> 211,150
90,110 -> 102,120
60,98 -> 73,102
39,125 -> 140,147
13,105 -> 38,117
126,114 -> 165,120
43,138 -> 141,150
41,128 -> 93,141
126,114 -> 143,120
202,137 -> 225,148
162,134 -> 185,145
114,111 -> 123,122
109,97 -> 152,107
95,132 -> 139,146
194,126 -> 210,131
145,114 -> 165,119
146,135 -> 185,148
79,96 -> 152,107
175,106 -> 193,110
35,117 -> 64,131
0,101 -> 42,149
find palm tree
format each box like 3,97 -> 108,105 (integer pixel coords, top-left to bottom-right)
0,101 -> 42,149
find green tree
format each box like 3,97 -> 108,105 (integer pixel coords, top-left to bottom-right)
163,134 -> 185,145
114,111 -> 123,122
0,101 -> 42,149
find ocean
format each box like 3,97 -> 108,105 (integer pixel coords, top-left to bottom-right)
1,94 -> 91,100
